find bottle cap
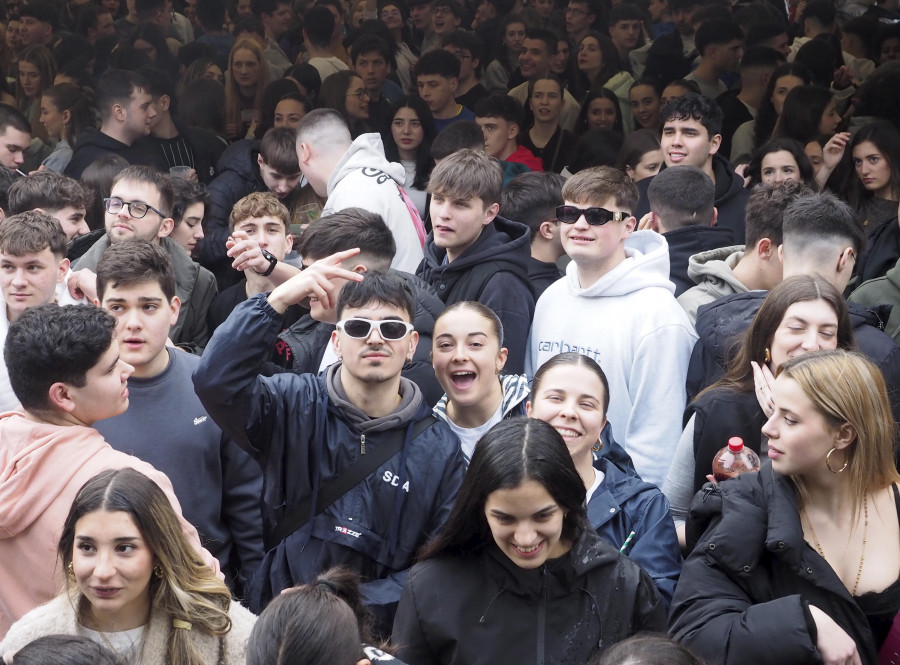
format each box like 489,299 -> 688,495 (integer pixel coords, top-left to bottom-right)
728,436 -> 744,452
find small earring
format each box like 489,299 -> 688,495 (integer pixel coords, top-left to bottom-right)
592,441 -> 602,452
67,561 -> 75,579
764,347 -> 771,364
153,564 -> 164,579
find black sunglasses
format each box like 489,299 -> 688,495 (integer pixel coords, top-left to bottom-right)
556,205 -> 629,226
337,318 -> 414,340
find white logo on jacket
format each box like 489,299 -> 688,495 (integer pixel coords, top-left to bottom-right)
382,470 -> 410,492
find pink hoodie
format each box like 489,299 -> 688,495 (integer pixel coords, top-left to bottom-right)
0,412 -> 211,638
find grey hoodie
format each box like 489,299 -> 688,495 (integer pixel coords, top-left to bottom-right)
677,245 -> 747,325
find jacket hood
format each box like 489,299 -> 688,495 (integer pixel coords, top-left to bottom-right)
0,414 -> 107,538
215,139 -> 263,186
847,300 -> 892,332
327,133 -> 405,196
685,245 -> 746,290
565,230 -> 673,298
422,216 -> 532,277
711,153 -> 746,207
664,225 -> 735,259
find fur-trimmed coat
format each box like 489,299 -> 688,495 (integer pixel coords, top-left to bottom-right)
0,594 -> 256,665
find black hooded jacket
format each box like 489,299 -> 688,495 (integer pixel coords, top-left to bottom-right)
393,529 -> 666,665
64,126 -> 169,180
664,225 -> 736,296
636,155 -> 751,243
417,216 -> 534,373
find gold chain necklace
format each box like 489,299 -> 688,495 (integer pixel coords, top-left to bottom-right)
802,494 -> 869,596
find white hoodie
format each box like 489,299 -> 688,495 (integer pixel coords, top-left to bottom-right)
526,231 -> 698,487
324,133 -> 425,273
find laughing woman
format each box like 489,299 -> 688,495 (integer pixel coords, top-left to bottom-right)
0,468 -> 256,665
392,417 -> 666,665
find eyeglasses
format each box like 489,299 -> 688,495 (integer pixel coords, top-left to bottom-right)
556,205 -> 629,225
337,318 -> 414,340
104,197 -> 167,219
347,88 -> 369,99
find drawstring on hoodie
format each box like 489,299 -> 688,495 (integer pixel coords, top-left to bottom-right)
478,586 -> 508,624
579,586 -> 604,648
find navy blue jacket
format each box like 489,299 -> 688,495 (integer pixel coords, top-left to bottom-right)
589,456 -> 682,608
417,216 -> 535,374
193,295 -> 466,620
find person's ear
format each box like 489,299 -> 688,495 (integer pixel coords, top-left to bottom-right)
407,330 -> 419,360
158,94 -> 171,113
525,400 -> 533,417
168,295 -> 181,326
61,108 -> 72,126
297,142 -> 313,165
48,381 -> 77,413
449,76 -> 458,94
257,154 -> 266,169
837,246 -> 855,275
158,216 -> 175,238
484,201 -> 500,224
496,346 -> 508,372
508,122 -> 519,140
331,329 -> 342,358
710,206 -> 718,227
708,132 -> 722,156
646,212 -> 659,232
539,219 -> 556,240
56,257 -> 70,285
834,420 -> 857,450
355,659 -> 371,665
756,237 -> 773,259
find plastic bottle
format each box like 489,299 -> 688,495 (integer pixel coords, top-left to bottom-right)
712,437 -> 761,482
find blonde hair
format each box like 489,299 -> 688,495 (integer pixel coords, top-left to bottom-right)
778,349 -> 900,519
58,469 -> 233,665
225,39 -> 269,135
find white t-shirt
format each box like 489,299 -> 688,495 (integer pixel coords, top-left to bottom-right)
446,405 -> 504,464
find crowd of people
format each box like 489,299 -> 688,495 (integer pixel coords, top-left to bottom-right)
0,0 -> 897,662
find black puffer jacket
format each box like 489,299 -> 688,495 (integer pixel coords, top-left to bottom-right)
393,529 -> 666,665
670,463 -> 881,665
199,139 -> 266,285
687,290 -> 900,424
417,216 -> 534,373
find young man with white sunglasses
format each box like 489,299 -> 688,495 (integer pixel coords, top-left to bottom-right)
525,165 -> 696,488
193,267 -> 464,635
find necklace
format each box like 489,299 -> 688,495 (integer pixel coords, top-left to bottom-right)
803,494 -> 869,596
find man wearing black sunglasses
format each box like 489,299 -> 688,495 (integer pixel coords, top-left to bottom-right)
525,165 -> 697,488
194,267 -> 464,634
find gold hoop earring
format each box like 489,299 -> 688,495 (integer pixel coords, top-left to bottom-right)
826,447 -> 848,473
153,564 -> 164,579
592,440 -> 602,452
764,347 -> 771,364
67,561 -> 75,579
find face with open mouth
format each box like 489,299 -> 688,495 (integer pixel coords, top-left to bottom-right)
484,478 -> 569,569
71,509 -> 155,632
432,305 -> 508,420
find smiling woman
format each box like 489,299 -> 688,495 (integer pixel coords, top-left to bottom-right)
393,417 -> 666,665
0,468 -> 257,665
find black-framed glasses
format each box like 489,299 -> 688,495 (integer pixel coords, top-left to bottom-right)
556,205 -> 629,226
337,318 -> 414,340
104,197 -> 167,219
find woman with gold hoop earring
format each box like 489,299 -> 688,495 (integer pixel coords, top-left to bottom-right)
525,351 -> 682,609
663,275 -> 857,549
1,468 -> 256,665
671,349 -> 900,665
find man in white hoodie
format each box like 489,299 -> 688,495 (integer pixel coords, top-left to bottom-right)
526,166 -> 696,487
295,109 -> 425,273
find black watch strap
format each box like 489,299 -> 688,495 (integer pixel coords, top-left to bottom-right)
254,249 -> 278,277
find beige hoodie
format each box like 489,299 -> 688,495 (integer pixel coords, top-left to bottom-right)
0,412 -> 211,638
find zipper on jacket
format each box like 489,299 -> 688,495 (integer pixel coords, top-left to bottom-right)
360,433 -> 366,455
537,564 -> 547,665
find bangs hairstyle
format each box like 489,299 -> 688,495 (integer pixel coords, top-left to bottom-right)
435,300 -> 504,346
58,468 -> 233,665
336,270 -> 416,321
561,165 -> 639,214
699,274 -> 855,398
531,352 -> 609,415
96,239 -> 177,303
427,148 -> 503,206
229,192 -> 290,231
259,127 -> 301,175
778,349 -> 900,523
112,166 -> 174,218
0,210 -> 68,258
419,417 -> 590,559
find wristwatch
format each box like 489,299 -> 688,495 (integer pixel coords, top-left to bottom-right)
254,249 -> 278,277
